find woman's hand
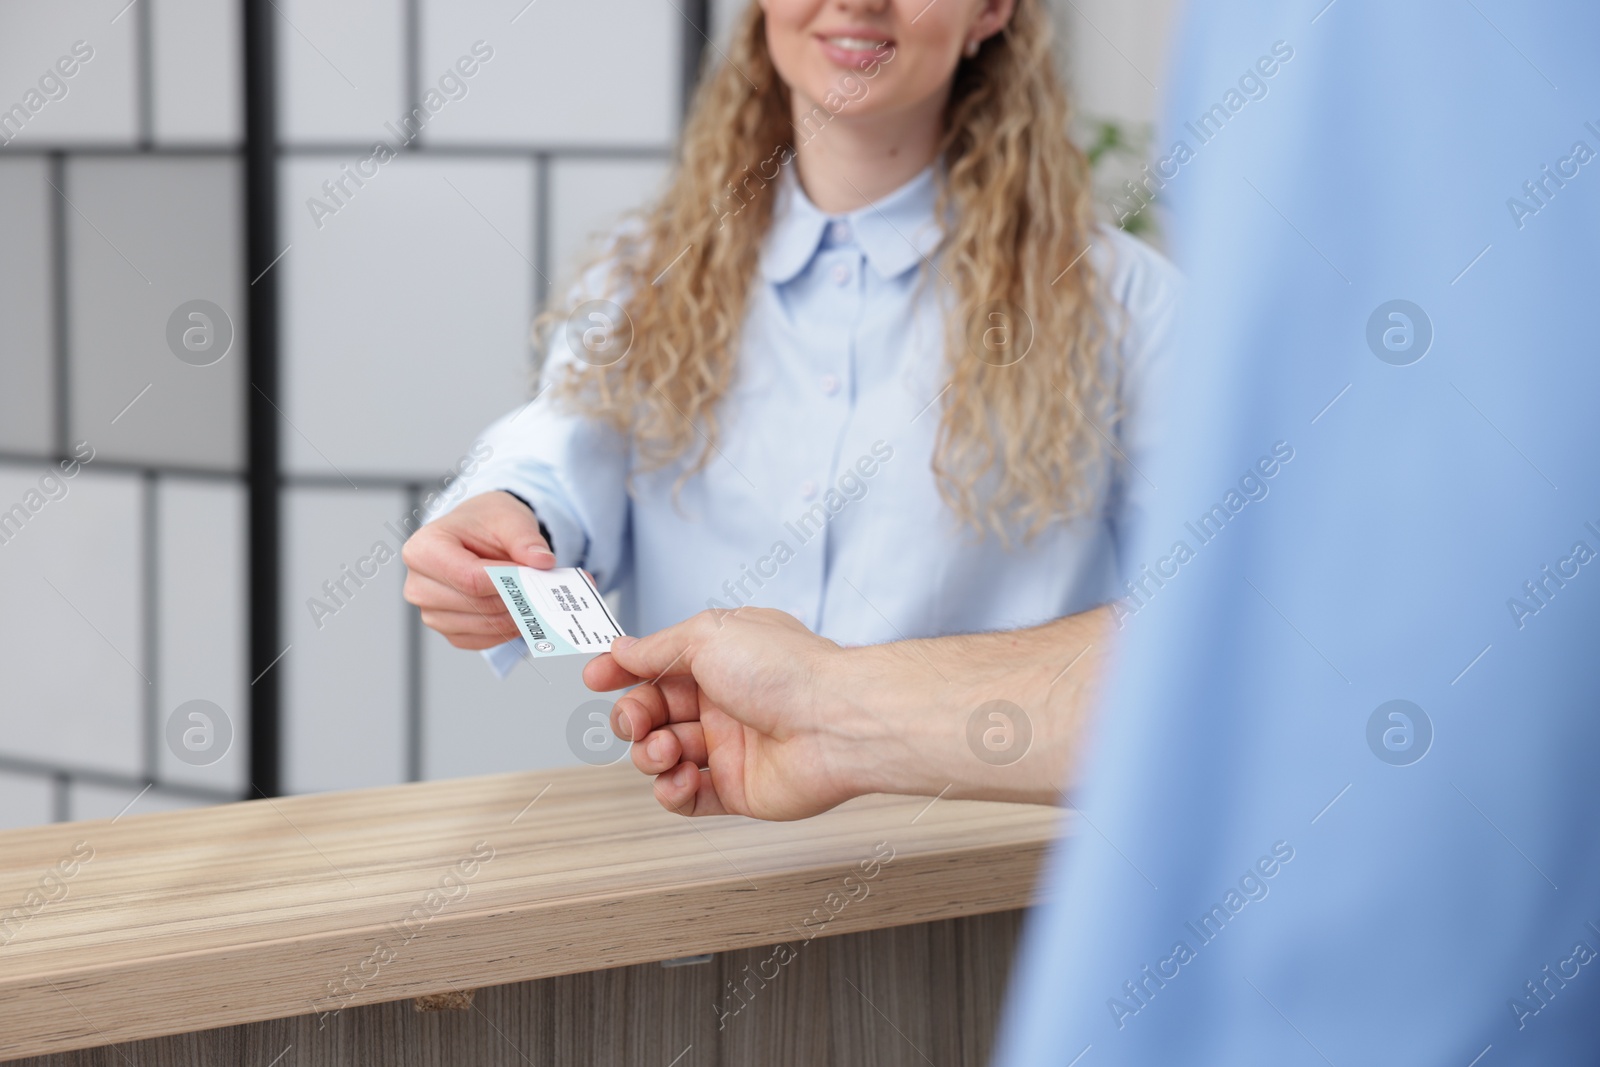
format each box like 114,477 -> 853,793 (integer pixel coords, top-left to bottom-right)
402,491 -> 556,649
583,609 -> 871,821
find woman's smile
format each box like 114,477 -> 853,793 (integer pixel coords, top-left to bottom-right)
813,31 -> 895,70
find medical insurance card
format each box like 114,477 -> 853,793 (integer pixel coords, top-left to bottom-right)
485,566 -> 625,658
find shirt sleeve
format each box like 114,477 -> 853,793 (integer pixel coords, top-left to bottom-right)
427,260 -> 635,677
454,341 -> 632,586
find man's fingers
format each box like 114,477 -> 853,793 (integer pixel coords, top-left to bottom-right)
611,685 -> 670,743
654,762 -> 729,817
584,652 -> 638,693
656,674 -> 711,720
603,612 -> 724,684
634,727 -> 681,774
611,677 -> 707,742
632,723 -> 709,775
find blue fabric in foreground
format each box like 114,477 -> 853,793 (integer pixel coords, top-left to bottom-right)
995,1 -> 1600,1063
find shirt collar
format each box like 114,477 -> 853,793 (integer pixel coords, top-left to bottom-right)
758,163 -> 943,285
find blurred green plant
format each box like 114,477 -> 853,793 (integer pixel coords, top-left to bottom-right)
1083,120 -> 1133,168
1081,118 -> 1157,238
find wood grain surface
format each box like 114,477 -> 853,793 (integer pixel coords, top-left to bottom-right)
5,911 -> 1025,1067
0,763 -> 1064,1061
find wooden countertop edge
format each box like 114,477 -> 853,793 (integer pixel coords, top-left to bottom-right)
0,829 -> 1059,1061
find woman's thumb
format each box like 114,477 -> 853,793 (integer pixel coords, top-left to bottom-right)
486,503 -> 556,568
509,539 -> 556,568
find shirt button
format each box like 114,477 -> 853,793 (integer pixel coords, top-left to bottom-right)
820,374 -> 840,396
800,480 -> 819,500
829,220 -> 851,243
831,263 -> 851,286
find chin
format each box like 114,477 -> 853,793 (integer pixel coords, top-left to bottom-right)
790,60 -> 899,120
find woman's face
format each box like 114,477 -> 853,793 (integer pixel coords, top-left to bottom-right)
759,0 -> 1014,122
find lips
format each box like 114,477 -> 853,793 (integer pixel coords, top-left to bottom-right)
824,35 -> 891,51
815,32 -> 895,71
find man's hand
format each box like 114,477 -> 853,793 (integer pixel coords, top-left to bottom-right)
583,609 -> 875,821
585,605 -> 1112,819
402,491 -> 556,649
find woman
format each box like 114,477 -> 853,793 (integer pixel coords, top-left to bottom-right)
403,0 -> 1178,681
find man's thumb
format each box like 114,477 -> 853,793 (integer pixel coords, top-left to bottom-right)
608,621 -> 699,681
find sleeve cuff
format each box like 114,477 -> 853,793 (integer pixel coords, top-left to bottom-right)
481,638 -> 528,680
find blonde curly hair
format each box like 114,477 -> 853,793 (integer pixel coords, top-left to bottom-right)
546,0 -> 1114,541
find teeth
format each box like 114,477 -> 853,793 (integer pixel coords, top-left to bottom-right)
827,36 -> 888,51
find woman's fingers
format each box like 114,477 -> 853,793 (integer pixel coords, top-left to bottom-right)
404,571 -> 506,614
403,530 -> 503,599
418,608 -> 520,640
401,492 -> 554,601
455,492 -> 557,570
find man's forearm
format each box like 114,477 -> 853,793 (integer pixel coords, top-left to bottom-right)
828,606 -> 1111,805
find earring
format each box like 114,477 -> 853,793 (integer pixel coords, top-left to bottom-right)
964,38 -> 980,58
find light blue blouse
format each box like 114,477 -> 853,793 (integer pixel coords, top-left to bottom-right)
454,164 -> 1181,675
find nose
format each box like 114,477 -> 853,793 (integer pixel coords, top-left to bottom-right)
831,0 -> 891,16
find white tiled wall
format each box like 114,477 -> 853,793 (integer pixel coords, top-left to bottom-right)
0,466 -> 145,777
0,772 -> 56,832
65,156 -> 246,470
421,629 -> 615,780
0,159 -> 54,454
150,0 -> 243,143
277,154 -> 535,479
547,157 -> 672,288
281,486 -> 412,794
0,0 -> 695,825
1062,0 -> 1177,125
274,0 -> 406,144
68,781 -> 215,822
0,0 -> 138,145
417,0 -> 681,147
155,479 -> 249,792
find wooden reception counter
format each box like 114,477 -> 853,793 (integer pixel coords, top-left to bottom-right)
0,763 -> 1064,1066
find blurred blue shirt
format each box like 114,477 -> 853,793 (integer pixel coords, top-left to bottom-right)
997,1 -> 1600,1063
455,166 -> 1180,676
